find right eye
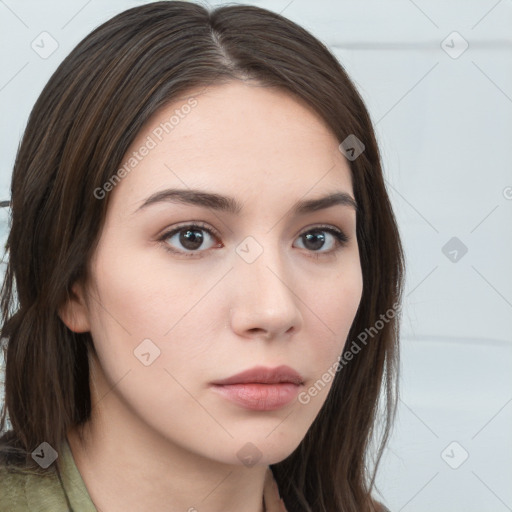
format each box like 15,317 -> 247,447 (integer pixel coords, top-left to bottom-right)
159,222 -> 223,257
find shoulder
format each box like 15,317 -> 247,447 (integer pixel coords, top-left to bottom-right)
0,464 -> 29,510
0,435 -> 97,512
0,462 -> 67,511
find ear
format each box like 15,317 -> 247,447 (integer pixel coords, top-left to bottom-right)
58,281 -> 91,333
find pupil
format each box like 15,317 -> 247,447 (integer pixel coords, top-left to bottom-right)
303,231 -> 325,251
180,229 -> 203,250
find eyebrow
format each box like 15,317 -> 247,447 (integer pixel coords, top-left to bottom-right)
134,188 -> 357,215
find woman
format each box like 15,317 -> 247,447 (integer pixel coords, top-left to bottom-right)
0,2 -> 403,511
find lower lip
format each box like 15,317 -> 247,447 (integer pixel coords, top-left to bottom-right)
210,383 -> 301,411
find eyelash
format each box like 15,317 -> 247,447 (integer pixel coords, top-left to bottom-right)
158,222 -> 349,259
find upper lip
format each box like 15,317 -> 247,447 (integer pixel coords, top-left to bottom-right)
211,365 -> 304,386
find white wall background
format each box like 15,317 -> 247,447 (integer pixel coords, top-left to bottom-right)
1,1 -> 511,510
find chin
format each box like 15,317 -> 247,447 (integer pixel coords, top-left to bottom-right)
226,429 -> 305,467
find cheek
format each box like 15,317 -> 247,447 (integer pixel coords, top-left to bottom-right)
84,247 -> 213,418
86,242 -> 231,377
89,242 -> 207,338
311,258 -> 363,331
289,261 -> 363,416
303,258 -> 363,366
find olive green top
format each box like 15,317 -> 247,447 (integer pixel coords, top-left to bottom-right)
0,438 -> 96,511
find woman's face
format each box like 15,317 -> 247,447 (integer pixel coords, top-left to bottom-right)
73,80 -> 363,466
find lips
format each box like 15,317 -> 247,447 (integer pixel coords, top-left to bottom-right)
211,365 -> 304,386
210,365 -> 304,411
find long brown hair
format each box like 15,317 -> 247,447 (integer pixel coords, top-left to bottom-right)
0,2 -> 404,510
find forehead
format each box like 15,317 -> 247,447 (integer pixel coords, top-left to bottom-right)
113,80 -> 353,208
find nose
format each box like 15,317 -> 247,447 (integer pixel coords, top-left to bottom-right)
228,243 -> 304,340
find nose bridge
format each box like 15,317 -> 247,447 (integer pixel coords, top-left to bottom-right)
235,234 -> 288,296
230,234 -> 302,336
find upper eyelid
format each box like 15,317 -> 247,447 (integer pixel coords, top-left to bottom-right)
297,223 -> 347,235
161,221 -> 220,237
161,222 -> 347,237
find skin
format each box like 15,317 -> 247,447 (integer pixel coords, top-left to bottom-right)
61,80 -> 363,512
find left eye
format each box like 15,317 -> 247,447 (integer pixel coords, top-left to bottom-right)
294,227 -> 348,253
